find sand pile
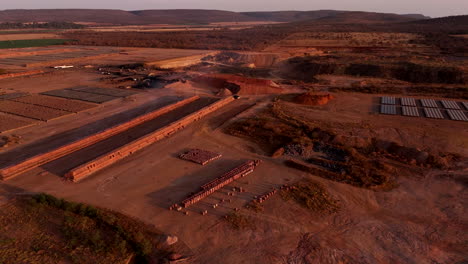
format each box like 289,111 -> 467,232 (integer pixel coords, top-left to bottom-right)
192,74 -> 282,95
294,92 -> 334,106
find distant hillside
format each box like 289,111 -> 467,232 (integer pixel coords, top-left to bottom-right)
240,10 -> 344,22
313,11 -> 429,24
0,9 -> 429,25
0,9 -> 144,24
131,10 -> 255,24
407,15 -> 468,25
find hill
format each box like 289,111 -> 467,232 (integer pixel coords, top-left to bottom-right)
241,10 -> 429,23
312,11 -> 429,24
0,9 -> 428,25
130,9 -> 256,24
240,10 -> 345,22
0,9 -> 145,24
407,15 -> 468,25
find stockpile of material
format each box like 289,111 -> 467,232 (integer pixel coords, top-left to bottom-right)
179,149 -> 222,165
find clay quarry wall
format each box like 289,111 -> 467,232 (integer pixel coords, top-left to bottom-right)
66,96 -> 235,182
193,74 -> 282,95
0,70 -> 44,80
0,96 -> 199,180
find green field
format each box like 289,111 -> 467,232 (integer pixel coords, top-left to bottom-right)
0,39 -> 72,49
0,30 -> 61,34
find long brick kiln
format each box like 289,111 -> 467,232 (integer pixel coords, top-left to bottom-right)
0,96 -> 199,180
65,96 -> 236,182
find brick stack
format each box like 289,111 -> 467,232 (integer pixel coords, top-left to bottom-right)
179,149 -> 222,165
255,189 -> 278,203
171,160 -> 261,209
255,184 -> 295,204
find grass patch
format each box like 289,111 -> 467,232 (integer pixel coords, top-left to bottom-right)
0,39 -> 73,49
280,179 -> 340,214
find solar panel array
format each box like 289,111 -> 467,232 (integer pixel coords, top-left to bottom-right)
423,108 -> 444,119
378,97 -> 468,122
441,100 -> 461,110
462,102 -> 468,110
401,98 -> 417,106
380,105 -> 397,115
447,110 -> 468,121
420,99 -> 438,108
402,107 -> 420,117
381,96 -> 396,105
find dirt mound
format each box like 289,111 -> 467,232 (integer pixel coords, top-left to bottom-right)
294,92 -> 334,105
192,74 -> 282,95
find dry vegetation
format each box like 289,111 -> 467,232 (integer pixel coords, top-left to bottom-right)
0,194 -> 179,264
62,26 -> 291,51
226,100 -> 462,190
224,212 -> 255,230
280,179 -> 340,214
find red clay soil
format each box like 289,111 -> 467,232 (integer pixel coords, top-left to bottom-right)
192,74 -> 282,95
294,92 -> 334,106
0,70 -> 44,80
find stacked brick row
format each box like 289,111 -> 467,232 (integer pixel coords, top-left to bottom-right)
201,160 -> 261,191
179,149 -> 222,165
66,96 -> 236,182
0,96 -> 199,180
255,189 -> 278,203
254,185 -> 294,204
176,160 -> 261,208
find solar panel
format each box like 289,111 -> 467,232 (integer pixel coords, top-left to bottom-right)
420,99 -> 438,108
446,110 -> 468,121
380,105 -> 397,115
381,96 -> 396,105
423,108 -> 444,119
401,98 -> 417,106
402,106 -> 420,117
440,100 -> 461,110
462,102 -> 468,110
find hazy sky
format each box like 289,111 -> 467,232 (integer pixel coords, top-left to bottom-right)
2,0 -> 468,18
